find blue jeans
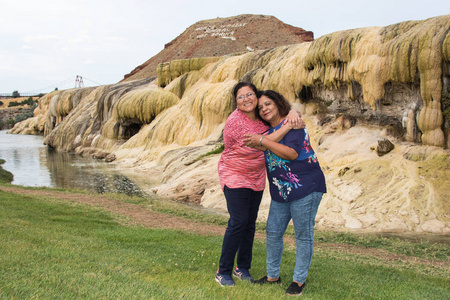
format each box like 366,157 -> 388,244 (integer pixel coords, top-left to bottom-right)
218,186 -> 263,275
266,192 -> 322,283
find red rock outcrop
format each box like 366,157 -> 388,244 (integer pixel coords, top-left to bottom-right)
121,14 -> 313,81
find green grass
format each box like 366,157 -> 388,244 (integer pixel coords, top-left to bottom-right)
0,159 -> 13,183
194,143 -> 224,162
109,192 -> 449,262
0,189 -> 449,299
314,230 -> 449,261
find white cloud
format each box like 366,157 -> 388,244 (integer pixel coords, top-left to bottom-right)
102,36 -> 127,43
83,60 -> 95,65
23,34 -> 60,44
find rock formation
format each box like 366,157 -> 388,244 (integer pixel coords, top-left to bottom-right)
9,14 -> 450,234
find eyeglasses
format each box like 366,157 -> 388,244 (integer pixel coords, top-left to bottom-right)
237,92 -> 255,101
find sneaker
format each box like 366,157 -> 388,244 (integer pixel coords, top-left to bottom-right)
215,271 -> 235,287
285,282 -> 306,296
233,267 -> 254,282
254,275 -> 282,285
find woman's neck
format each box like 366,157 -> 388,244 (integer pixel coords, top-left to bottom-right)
241,110 -> 257,121
270,115 -> 285,127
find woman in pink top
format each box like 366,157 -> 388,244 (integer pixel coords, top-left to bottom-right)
215,82 -> 301,287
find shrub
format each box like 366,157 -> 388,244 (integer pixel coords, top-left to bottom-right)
0,159 -> 13,183
6,119 -> 15,126
14,110 -> 34,123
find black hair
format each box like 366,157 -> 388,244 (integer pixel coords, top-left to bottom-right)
232,82 -> 257,104
256,90 -> 292,123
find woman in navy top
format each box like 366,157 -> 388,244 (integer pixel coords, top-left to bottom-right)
244,90 -> 326,296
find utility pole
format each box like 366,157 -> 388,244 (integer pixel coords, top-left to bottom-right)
75,75 -> 84,88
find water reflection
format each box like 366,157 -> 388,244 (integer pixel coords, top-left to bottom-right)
45,149 -> 145,197
0,130 -> 144,197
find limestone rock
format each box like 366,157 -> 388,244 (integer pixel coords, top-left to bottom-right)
358,214 -> 379,227
345,217 -> 363,229
105,153 -> 116,162
421,219 -> 446,233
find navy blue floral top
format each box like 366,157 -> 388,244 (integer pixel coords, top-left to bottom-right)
265,122 -> 326,202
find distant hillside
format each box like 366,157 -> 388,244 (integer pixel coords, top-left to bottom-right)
121,14 -> 313,81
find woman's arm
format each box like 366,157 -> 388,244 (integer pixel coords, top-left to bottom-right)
244,133 -> 299,160
244,110 -> 304,151
243,127 -> 290,151
265,110 -> 304,143
265,121 -> 290,142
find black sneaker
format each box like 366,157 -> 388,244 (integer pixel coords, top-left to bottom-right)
254,275 -> 282,285
285,282 -> 306,296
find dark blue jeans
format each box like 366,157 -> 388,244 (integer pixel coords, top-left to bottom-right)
218,186 -> 263,276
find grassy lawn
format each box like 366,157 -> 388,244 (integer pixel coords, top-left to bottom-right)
0,187 -> 449,299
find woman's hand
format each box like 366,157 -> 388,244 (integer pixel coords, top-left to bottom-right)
245,133 -> 298,160
243,134 -> 264,149
285,109 -> 305,129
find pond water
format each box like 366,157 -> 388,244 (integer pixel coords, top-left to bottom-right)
0,130 -> 145,196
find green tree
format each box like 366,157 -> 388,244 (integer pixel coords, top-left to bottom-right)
12,90 -> 20,98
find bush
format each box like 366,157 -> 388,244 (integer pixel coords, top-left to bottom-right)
24,97 -> 34,106
7,98 -> 38,108
0,159 -> 13,183
6,119 -> 15,127
14,110 -> 34,123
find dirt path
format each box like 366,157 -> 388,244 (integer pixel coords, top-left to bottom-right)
1,185 -> 448,273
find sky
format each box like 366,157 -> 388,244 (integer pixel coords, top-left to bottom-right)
1,0 -> 448,94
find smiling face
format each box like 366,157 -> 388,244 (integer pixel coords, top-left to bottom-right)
258,95 -> 282,126
236,86 -> 257,119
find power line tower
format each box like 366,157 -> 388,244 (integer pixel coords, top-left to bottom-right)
75,75 -> 84,88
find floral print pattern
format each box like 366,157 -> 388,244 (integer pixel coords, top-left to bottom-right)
265,127 -> 325,202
